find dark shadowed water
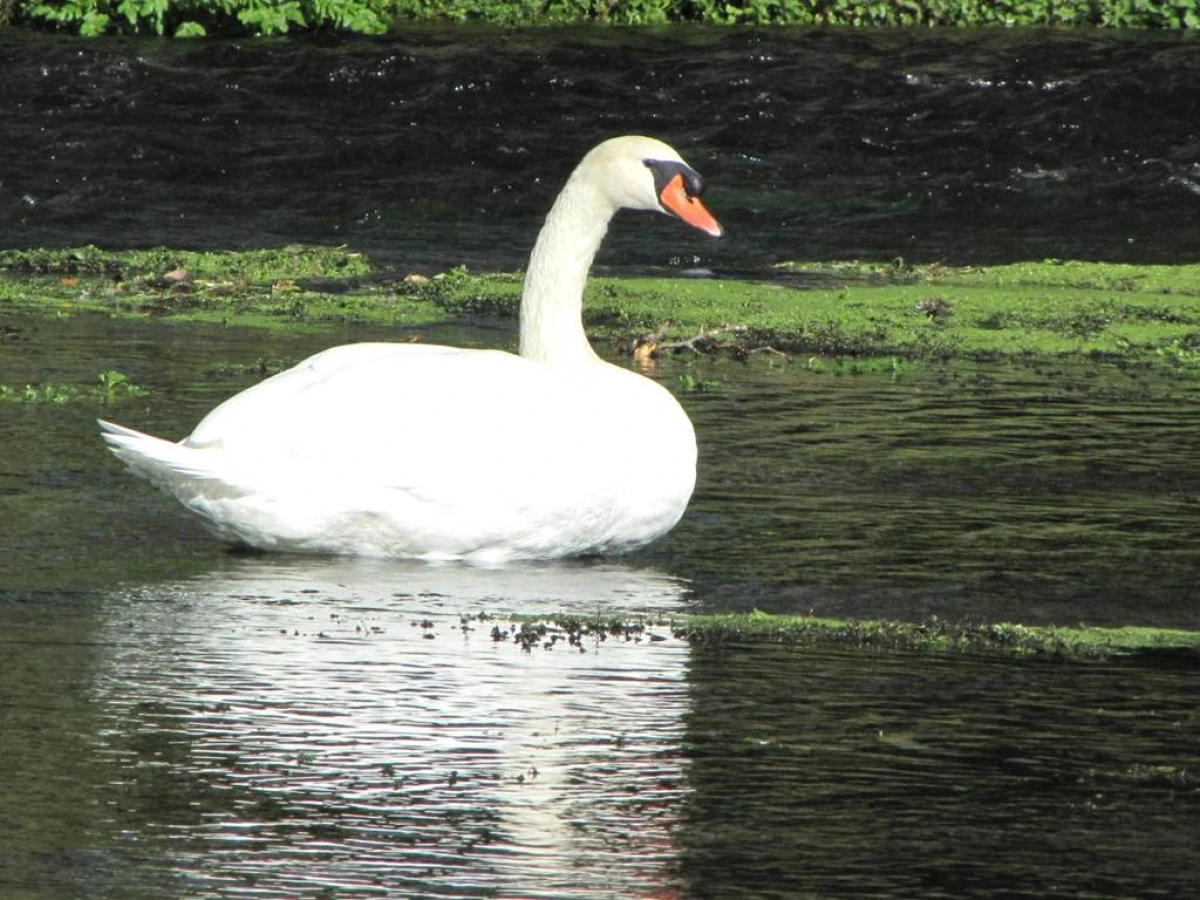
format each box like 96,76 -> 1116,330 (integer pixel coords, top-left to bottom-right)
4,313 -> 1199,623
2,25 -> 1200,900
3,311 -> 1199,899
2,26 -> 1200,270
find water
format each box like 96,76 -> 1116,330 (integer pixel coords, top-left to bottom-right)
3,24 -> 1200,900
680,642 -> 1200,899
4,313 -> 1199,621
7,575 -> 1198,900
2,27 -> 1200,269
673,358 -> 1200,626
3,311 -> 1199,897
5,561 -> 694,900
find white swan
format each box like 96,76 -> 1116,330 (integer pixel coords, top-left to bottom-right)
99,135 -> 722,562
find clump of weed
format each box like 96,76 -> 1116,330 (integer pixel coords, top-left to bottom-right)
495,615 -> 651,653
0,369 -> 147,405
206,357 -> 299,379
678,372 -> 720,393
1156,333 -> 1200,368
398,266 -> 520,318
914,296 -> 954,323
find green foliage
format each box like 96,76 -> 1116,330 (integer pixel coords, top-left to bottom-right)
677,371 -> 720,392
12,0 -> 1200,33
1099,0 -> 1200,27
376,0 -> 1200,26
96,368 -> 149,400
18,0 -> 389,35
0,369 -> 147,405
691,0 -> 1200,27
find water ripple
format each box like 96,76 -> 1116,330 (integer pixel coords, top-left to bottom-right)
2,28 -> 1200,266
84,559 -> 691,898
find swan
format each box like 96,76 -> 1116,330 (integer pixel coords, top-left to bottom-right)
99,135 -> 723,562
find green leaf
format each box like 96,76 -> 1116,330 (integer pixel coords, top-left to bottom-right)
80,8 -> 111,33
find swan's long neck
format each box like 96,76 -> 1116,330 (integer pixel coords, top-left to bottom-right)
519,173 -> 614,369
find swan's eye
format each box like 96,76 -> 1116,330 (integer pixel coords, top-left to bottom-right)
645,159 -> 706,200
643,158 -> 723,236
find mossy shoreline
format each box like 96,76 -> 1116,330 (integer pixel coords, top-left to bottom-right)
505,611 -> 1200,662
4,245 -> 1200,374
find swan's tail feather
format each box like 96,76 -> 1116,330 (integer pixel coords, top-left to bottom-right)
98,419 -> 227,488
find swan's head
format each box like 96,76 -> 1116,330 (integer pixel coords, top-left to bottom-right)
578,136 -> 723,238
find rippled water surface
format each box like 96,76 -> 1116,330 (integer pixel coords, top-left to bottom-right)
7,574 -> 1198,900
3,24 -> 1200,900
2,26 -> 1200,268
3,311 -> 1200,898
4,313 -> 1199,623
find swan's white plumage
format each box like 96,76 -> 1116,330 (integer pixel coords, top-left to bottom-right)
100,136 -> 718,561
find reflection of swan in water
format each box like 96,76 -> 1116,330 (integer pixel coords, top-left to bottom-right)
95,558 -> 692,898
186,553 -> 694,616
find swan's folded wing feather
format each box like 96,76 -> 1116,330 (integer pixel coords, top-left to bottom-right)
171,344 -> 606,503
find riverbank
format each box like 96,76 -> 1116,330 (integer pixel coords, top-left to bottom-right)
4,246 -> 1200,375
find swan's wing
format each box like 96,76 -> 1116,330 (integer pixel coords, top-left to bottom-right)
178,343 -> 610,501
185,343 -> 471,451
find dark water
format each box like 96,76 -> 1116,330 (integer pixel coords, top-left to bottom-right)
682,642 -> 1200,899
3,25 -> 1200,900
3,311 -> 1200,897
2,27 -> 1200,270
4,313 -> 1199,623
6,574 -> 1199,900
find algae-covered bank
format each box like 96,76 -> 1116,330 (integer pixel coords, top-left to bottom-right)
4,247 -> 1200,373
502,611 -> 1200,661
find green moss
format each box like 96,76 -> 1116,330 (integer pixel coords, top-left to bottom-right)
671,612 -> 1200,660
511,610 -> 1200,661
0,244 -> 371,281
0,245 -> 440,330
5,248 -> 1200,373
584,263 -> 1200,368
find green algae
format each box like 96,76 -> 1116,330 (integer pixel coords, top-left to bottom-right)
511,610 -> 1200,661
0,244 -> 421,331
4,247 -> 1200,372
0,244 -> 372,281
672,612 -> 1200,660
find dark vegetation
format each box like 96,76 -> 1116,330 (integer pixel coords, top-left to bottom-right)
5,0 -> 1199,36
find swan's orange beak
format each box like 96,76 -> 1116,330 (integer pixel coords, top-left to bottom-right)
659,174 -> 723,238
